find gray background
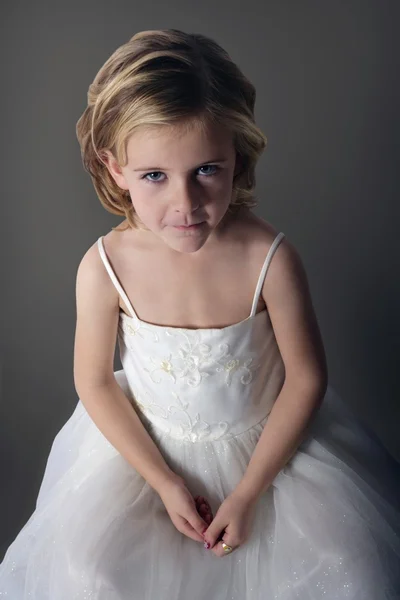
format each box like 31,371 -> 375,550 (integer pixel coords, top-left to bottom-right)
1,1 -> 399,559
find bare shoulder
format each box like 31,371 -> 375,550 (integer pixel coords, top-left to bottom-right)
73,237 -> 120,393
227,211 -> 307,309
76,236 -> 120,311
240,214 -> 328,388
233,211 -> 300,273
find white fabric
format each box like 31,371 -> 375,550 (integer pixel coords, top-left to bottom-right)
1,231 -> 400,599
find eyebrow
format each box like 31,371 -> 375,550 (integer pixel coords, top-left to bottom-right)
132,158 -> 229,172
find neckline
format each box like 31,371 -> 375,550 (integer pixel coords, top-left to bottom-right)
119,306 -> 268,333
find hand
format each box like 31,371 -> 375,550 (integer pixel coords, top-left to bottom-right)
202,490 -> 258,558
156,475 -> 213,543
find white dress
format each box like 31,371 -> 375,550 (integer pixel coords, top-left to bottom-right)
1,231 -> 400,599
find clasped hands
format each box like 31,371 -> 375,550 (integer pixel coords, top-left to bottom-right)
157,474 -> 258,558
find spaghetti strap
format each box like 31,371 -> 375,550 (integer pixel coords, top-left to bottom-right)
249,232 -> 285,317
97,236 -> 137,320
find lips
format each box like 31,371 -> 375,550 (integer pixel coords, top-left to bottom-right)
173,221 -> 205,230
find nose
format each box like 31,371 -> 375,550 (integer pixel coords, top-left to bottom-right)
172,181 -> 201,214
174,199 -> 200,214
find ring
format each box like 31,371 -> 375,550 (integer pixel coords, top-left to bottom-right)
222,542 -> 233,554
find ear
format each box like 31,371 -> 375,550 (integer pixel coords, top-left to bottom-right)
101,150 -> 130,192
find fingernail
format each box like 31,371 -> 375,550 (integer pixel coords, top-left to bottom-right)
204,541 -> 210,549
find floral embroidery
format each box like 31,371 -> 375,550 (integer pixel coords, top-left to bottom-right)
139,329 -> 259,387
132,389 -> 232,442
212,342 -> 260,385
119,316 -> 158,342
114,303 -> 285,444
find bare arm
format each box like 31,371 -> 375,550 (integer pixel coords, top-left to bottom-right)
235,238 -> 328,502
73,241 -> 178,493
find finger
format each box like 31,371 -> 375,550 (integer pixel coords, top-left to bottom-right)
203,519 -> 228,550
175,517 -> 206,543
211,537 -> 237,558
182,525 -> 205,543
185,509 -> 209,538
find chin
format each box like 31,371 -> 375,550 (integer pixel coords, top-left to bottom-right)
169,238 -> 208,254
165,231 -> 210,253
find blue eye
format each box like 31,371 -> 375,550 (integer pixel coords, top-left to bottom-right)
198,165 -> 219,176
142,164 -> 220,184
143,172 -> 164,183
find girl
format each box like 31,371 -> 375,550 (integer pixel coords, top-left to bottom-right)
1,28 -> 399,599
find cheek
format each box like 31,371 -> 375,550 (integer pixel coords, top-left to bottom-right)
214,174 -> 235,200
132,198 -> 165,226
201,177 -> 232,203
129,195 -> 150,218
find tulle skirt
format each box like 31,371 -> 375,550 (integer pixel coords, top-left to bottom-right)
1,371 -> 399,599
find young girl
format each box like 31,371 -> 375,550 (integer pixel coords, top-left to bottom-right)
1,28 -> 399,599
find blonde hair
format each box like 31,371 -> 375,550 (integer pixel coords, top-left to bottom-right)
76,29 -> 268,231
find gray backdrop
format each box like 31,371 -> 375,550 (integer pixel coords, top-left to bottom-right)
1,1 -> 399,559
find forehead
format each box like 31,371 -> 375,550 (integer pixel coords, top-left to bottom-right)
125,120 -> 235,166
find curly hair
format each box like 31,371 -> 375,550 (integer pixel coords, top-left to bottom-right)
76,29 -> 268,231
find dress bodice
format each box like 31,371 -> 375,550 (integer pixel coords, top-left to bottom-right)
97,232 -> 286,443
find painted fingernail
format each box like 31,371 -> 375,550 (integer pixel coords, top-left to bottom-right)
204,541 -> 210,549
